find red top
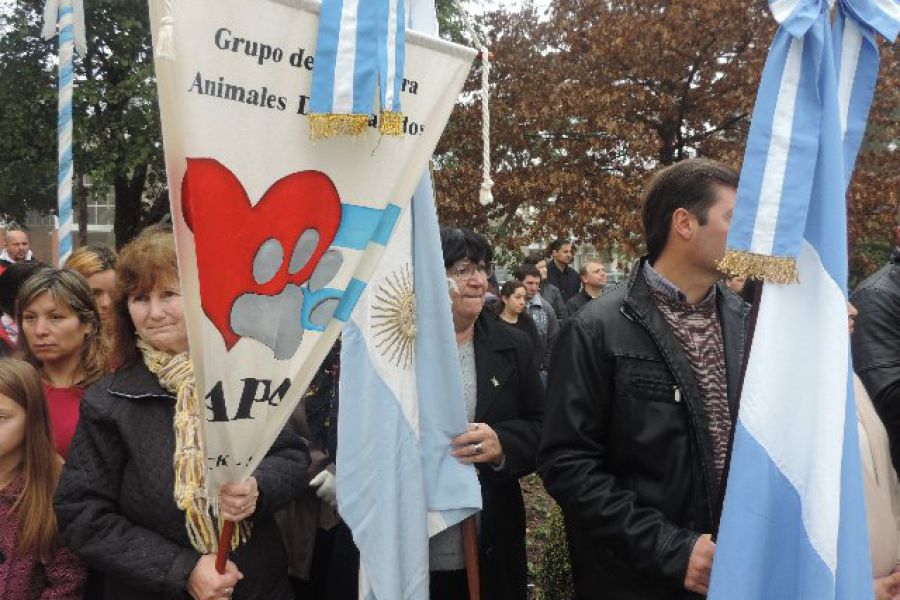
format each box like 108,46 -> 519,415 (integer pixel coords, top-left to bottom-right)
0,475 -> 86,600
43,385 -> 84,460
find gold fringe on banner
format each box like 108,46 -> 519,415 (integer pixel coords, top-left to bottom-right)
378,111 -> 405,136
308,113 -> 369,140
718,249 -> 799,284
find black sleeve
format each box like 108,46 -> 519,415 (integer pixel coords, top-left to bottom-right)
481,341 -> 545,482
253,424 -> 310,515
538,317 -> 697,586
54,394 -> 199,597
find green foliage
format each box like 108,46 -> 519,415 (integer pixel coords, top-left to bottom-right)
0,0 -> 165,243
435,0 -> 469,45
0,1 -> 57,221
533,502 -> 574,600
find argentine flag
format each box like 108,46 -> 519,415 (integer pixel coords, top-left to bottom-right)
336,8 -> 481,599
338,172 -> 483,600
711,1 -> 899,598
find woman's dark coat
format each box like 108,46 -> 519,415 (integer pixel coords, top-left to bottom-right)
472,312 -> 545,600
54,360 -> 309,600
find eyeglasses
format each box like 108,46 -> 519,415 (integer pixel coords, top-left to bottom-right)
448,260 -> 493,281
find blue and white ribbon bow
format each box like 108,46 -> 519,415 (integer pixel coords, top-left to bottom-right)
719,0 -> 899,283
308,0 -> 407,138
42,0 -> 87,266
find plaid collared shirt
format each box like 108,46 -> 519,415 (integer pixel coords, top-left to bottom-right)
642,262 -> 730,493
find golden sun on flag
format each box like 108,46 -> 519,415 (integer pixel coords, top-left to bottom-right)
372,263 -> 417,369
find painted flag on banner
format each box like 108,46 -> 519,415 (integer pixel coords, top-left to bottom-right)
148,0 -> 475,519
308,0 -> 408,137
711,1 -> 899,598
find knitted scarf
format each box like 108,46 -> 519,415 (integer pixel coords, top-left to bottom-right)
138,340 -> 248,553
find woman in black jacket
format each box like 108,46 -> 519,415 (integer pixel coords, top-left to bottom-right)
54,227 -> 308,600
440,227 -> 544,600
493,278 -> 544,360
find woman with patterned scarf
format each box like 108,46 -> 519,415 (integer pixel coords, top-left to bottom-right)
54,226 -> 309,600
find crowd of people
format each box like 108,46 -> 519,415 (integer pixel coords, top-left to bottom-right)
0,157 -> 898,600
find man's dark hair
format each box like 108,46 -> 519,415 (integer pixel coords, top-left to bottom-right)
523,251 -> 545,266
641,158 -> 739,262
440,227 -> 493,269
0,262 -> 48,315
514,263 -> 541,281
547,238 -> 576,255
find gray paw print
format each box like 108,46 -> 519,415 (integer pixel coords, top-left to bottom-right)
231,229 -> 343,360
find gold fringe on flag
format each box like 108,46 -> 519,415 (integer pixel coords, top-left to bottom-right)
308,113 -> 369,140
718,249 -> 799,285
139,340 -> 250,553
378,111 -> 404,136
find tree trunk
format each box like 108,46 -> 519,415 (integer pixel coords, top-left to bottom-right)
76,173 -> 89,246
113,164 -> 149,248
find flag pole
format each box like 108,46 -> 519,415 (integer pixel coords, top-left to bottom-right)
214,521 -> 235,573
462,515 -> 480,600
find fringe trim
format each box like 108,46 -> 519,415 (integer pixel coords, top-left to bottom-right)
718,249 -> 799,284
378,111 -> 404,136
308,113 -> 369,140
139,340 -> 250,554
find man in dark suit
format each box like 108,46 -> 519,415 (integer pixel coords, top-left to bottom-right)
545,239 -> 580,302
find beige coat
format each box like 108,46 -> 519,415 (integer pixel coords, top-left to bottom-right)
856,376 -> 900,577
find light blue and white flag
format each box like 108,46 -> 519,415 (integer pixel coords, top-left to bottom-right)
337,3 -> 482,599
338,173 -> 482,600
711,1 -> 899,598
309,0 -> 407,138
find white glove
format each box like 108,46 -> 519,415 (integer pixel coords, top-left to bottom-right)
310,470 -> 337,509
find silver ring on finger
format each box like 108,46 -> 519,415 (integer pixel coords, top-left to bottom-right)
474,442 -> 483,455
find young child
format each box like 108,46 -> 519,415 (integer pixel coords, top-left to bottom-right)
0,358 -> 85,599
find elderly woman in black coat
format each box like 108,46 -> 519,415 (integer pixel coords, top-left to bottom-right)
435,227 -> 544,600
54,227 -> 309,600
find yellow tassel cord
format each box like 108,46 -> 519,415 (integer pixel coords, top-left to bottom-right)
139,340 -> 250,553
717,249 -> 799,285
378,111 -> 405,136
308,113 -> 369,140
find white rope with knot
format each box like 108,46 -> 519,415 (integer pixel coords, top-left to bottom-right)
154,0 -> 176,60
452,0 -> 493,206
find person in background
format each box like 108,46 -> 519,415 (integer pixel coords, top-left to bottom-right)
514,263 -> 558,377
725,276 -> 745,295
0,262 -> 47,358
0,358 -> 86,599
545,239 -> 580,302
525,252 -> 568,323
16,269 -> 107,459
0,226 -> 33,266
277,343 -> 343,600
847,303 -> 900,600
54,226 -> 308,600
494,279 -> 544,359
565,261 -> 608,316
853,204 -> 900,472
64,245 -> 117,335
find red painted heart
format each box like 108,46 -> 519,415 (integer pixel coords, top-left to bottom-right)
181,158 -> 342,350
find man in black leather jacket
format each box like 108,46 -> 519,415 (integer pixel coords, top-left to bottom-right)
539,159 -> 749,600
852,208 -> 900,471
